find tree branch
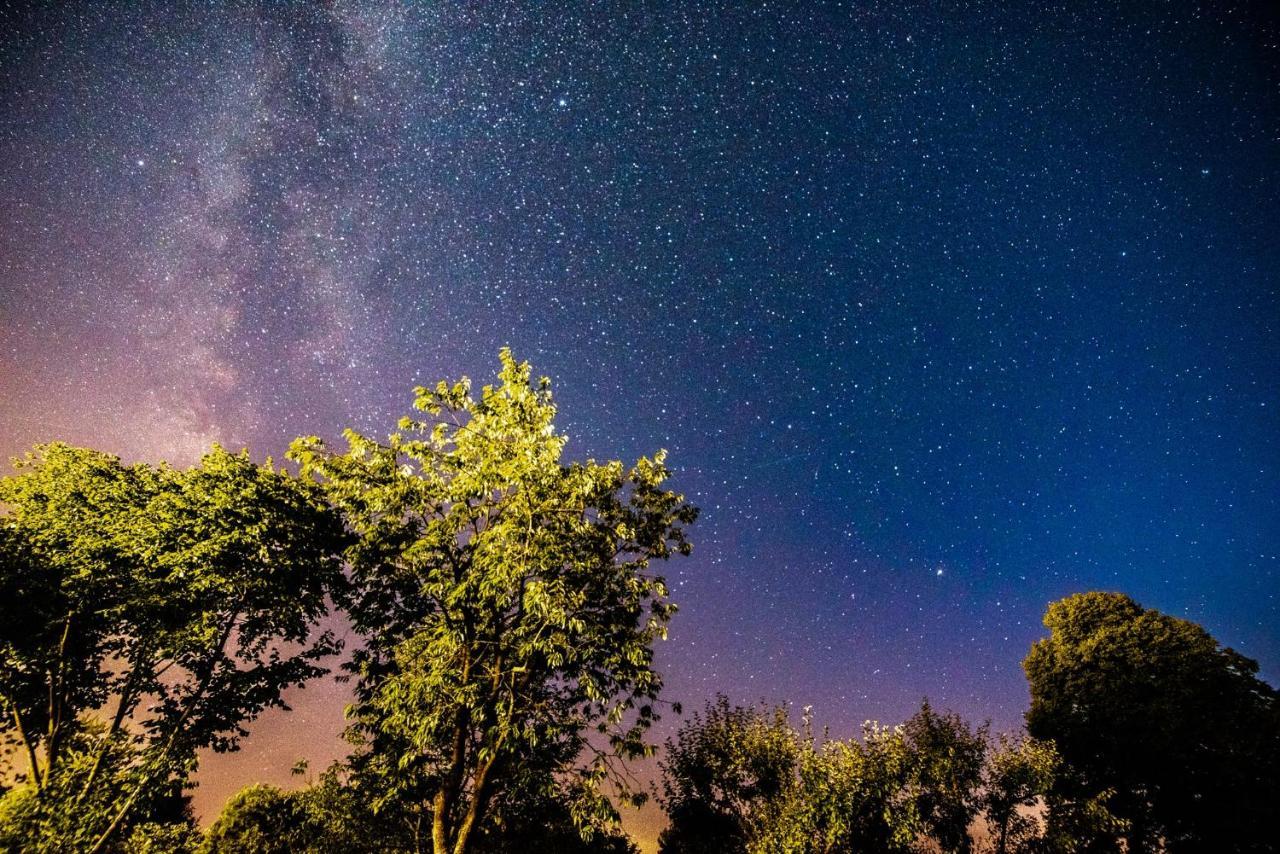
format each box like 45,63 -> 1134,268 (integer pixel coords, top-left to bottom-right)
76,643 -> 151,807
87,606 -> 242,854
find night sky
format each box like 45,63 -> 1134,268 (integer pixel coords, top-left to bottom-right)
1,1 -> 1277,847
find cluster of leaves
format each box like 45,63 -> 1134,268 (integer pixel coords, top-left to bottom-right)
981,734 -> 1061,854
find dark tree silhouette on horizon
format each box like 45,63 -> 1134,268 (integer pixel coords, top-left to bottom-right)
1024,591 -> 1280,852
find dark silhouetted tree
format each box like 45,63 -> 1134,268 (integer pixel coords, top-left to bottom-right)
657,696 -> 800,854
1024,591 -> 1279,852
901,701 -> 988,854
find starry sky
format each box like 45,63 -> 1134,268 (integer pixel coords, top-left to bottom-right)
1,0 -> 1277,846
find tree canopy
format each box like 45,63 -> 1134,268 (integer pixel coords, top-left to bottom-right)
660,698 -> 1023,854
657,696 -> 801,854
980,734 -> 1060,854
2,359 -> 1276,854
1024,591 -> 1280,852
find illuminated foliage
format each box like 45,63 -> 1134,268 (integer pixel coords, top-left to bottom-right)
751,720 -> 925,854
288,349 -> 697,854
979,734 -> 1059,854
662,699 -> 992,854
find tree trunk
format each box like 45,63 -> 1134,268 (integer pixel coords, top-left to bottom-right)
4,696 -> 43,791
44,614 -> 74,776
451,754 -> 498,854
432,786 -> 451,854
433,699 -> 472,854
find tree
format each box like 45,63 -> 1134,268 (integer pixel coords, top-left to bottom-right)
661,699 -> 993,854
202,784 -> 312,854
901,701 -> 988,854
0,444 -> 348,852
288,350 -> 697,854
290,765 -> 404,854
202,764 -> 410,854
752,721 -> 924,854
657,696 -> 801,854
979,735 -> 1059,854
1023,591 -> 1280,852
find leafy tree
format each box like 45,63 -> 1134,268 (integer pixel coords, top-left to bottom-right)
979,735 -> 1059,854
976,733 -> 1125,854
202,765 -> 408,854
291,765 -> 405,853
0,443 -> 347,852
0,445 -> 148,792
1024,591 -> 1279,852
752,721 -> 924,854
662,699 -> 995,854
202,784 -> 311,854
901,701 -> 988,854
657,695 -> 801,854
288,350 -> 697,854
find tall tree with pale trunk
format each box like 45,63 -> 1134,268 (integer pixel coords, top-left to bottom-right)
289,350 -> 697,854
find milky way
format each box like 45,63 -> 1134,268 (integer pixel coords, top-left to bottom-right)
1,1 -> 1276,846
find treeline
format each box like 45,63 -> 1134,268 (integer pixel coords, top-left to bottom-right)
658,583 -> 1280,854
0,352 -> 1275,853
